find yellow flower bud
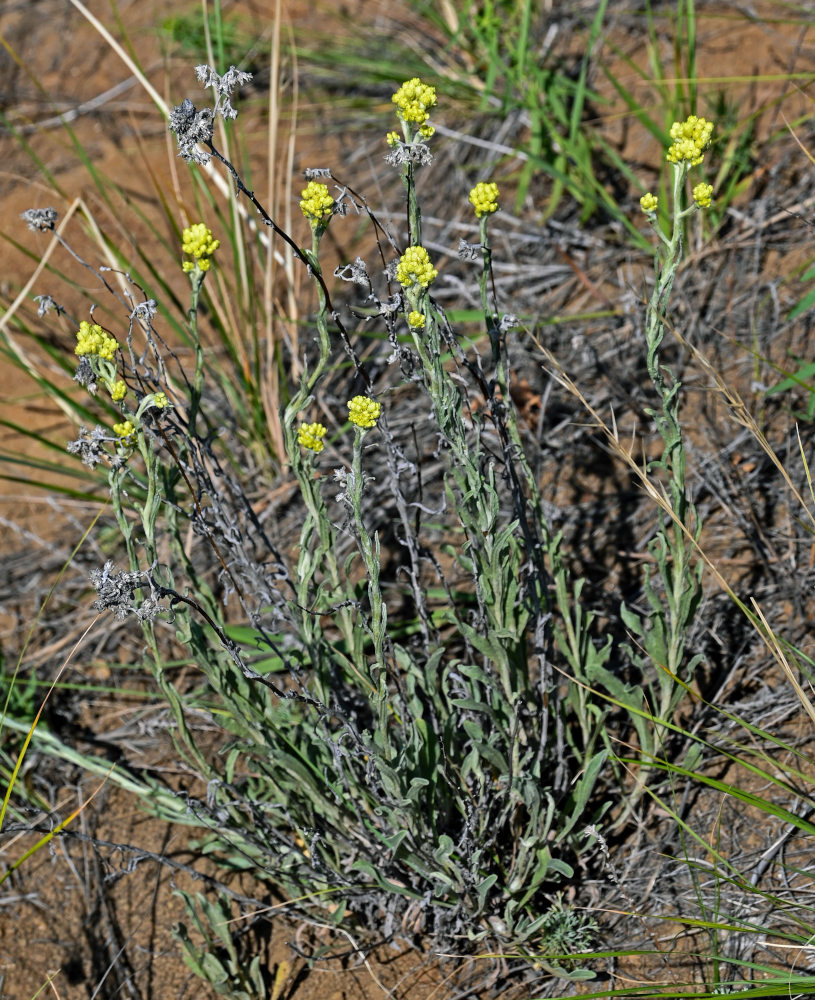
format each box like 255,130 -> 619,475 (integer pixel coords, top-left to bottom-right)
181,223 -> 219,276
640,192 -> 659,214
113,420 -> 136,440
297,421 -> 327,452
692,182 -> 713,208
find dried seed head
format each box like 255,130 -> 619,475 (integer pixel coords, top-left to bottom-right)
21,207 -> 58,232
168,98 -> 214,165
195,64 -> 253,120
67,425 -> 108,469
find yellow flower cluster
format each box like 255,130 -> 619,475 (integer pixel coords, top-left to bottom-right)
111,380 -> 127,402
150,392 -> 170,409
348,395 -> 381,429
469,181 -> 500,218
407,311 -> 426,329
640,192 -> 659,214
386,131 -> 400,147
182,223 -> 219,273
396,246 -> 438,290
392,78 -> 436,125
113,420 -> 135,440
75,321 -> 118,361
300,181 -> 334,224
666,115 -> 714,166
692,182 -> 714,208
297,421 -> 327,453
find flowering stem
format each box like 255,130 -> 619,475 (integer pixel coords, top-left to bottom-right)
645,163 -> 692,526
639,159 -> 703,723
307,230 -> 332,390
476,215 -> 500,364
283,226 -> 366,693
475,214 -> 552,605
465,216 -> 560,719
402,158 -> 422,248
292,448 -> 368,695
349,429 -> 391,715
186,271 -> 206,432
203,142 -> 351,347
413,304 -> 529,703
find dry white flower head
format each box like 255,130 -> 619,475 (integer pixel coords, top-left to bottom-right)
169,66 -> 252,164
168,98 -> 214,164
457,239 -> 482,261
22,207 -> 58,231
384,140 -> 433,168
195,64 -> 253,120
334,257 -> 369,285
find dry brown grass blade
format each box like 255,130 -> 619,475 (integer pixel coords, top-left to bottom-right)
261,0 -> 298,460
783,110 -> 815,167
750,597 -> 815,727
673,318 -> 815,537
197,0 -> 292,459
66,0 -> 286,265
67,0 -> 297,463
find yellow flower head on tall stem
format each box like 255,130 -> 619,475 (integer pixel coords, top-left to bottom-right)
392,78 -> 437,126
182,223 -> 219,273
666,115 -> 714,167
75,320 -> 118,361
300,181 -> 335,227
469,181 -> 499,218
348,396 -> 381,430
396,246 -> 438,290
